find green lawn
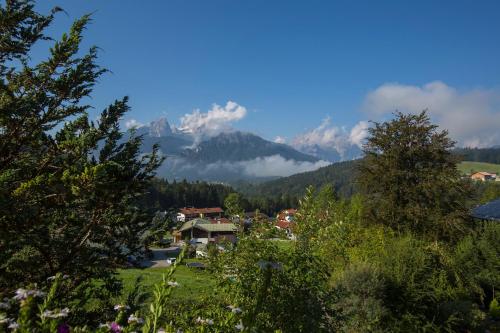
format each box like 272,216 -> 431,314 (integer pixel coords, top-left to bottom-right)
117,259 -> 216,302
458,161 -> 500,175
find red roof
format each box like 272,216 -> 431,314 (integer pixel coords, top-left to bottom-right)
276,220 -> 295,230
210,217 -> 232,224
179,207 -> 223,215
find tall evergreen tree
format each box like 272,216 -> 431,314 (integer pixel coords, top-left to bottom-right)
0,0 -> 162,293
358,111 -> 470,241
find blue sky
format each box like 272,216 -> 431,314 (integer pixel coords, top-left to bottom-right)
33,1 -> 500,147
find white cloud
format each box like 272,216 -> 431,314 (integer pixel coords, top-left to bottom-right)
292,118 -> 369,155
349,121 -> 369,148
125,119 -> 144,129
178,101 -> 247,140
274,136 -> 287,144
201,155 -> 330,178
363,81 -> 500,148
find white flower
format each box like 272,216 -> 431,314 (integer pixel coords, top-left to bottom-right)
206,319 -> 214,325
227,305 -> 242,313
13,288 -> 45,301
13,289 -> 28,301
167,281 -> 179,287
41,310 -> 54,319
8,321 -> 19,330
235,320 -> 245,331
157,329 -> 166,333
99,323 -> 111,328
113,304 -> 130,311
128,314 -> 144,324
0,317 -> 12,324
56,308 -> 70,318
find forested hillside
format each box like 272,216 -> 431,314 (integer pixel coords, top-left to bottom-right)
238,159 -> 358,199
454,147 -> 500,164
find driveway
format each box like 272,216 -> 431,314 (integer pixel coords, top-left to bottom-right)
139,246 -> 181,268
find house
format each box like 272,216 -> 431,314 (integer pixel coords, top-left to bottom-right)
175,218 -> 238,244
274,209 -> 297,239
470,172 -> 497,181
471,199 -> 500,221
177,207 -> 224,222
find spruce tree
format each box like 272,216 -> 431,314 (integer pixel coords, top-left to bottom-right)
0,0 -> 163,293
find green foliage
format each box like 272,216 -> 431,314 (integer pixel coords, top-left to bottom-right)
490,298 -> 500,320
224,192 -> 244,218
358,111 -> 471,241
211,235 -> 335,332
0,0 -> 162,313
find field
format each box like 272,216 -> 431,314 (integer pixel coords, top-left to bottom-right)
117,259 -> 216,302
458,161 -> 500,174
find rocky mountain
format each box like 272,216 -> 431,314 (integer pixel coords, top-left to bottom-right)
180,131 -> 319,164
133,120 -> 327,181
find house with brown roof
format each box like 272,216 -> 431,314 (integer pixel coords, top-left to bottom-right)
470,172 -> 497,181
174,218 -> 238,244
274,209 -> 297,239
177,207 -> 224,222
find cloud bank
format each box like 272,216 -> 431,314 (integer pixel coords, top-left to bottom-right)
201,155 -> 330,178
125,119 -> 144,129
178,101 -> 247,140
363,81 -> 500,148
292,117 -> 369,157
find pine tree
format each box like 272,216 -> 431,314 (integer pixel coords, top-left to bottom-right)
0,0 -> 163,293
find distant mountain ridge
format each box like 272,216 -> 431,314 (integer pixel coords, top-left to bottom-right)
134,118 -> 325,181
180,131 -> 319,163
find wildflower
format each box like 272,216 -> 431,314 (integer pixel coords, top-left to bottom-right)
195,317 -> 214,325
0,301 -> 9,310
13,288 -> 45,301
57,323 -> 70,333
127,314 -> 144,324
99,323 -> 111,328
167,281 -> 179,287
0,317 -> 12,324
113,304 -> 130,311
8,321 -> 19,330
157,328 -> 166,333
235,320 -> 245,331
57,308 -> 70,318
227,305 -> 242,313
41,310 -> 54,319
110,322 -> 122,333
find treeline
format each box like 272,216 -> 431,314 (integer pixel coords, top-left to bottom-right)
144,178 -> 298,216
236,159 -> 358,199
454,147 -> 500,164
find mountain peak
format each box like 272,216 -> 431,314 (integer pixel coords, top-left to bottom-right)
149,117 -> 173,137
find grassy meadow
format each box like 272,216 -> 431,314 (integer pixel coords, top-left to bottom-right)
117,259 -> 216,302
458,161 -> 500,174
